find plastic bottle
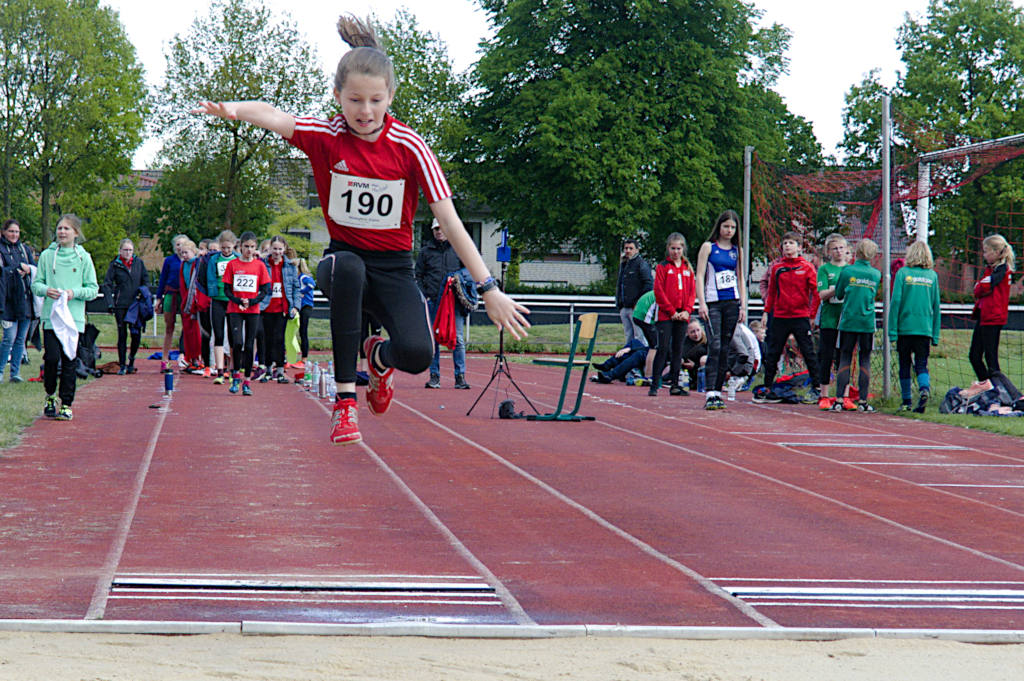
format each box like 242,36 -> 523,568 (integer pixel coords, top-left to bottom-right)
727,378 -> 736,401
697,367 -> 705,393
310,361 -> 320,392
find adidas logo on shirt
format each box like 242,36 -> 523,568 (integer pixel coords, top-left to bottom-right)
333,160 -> 349,172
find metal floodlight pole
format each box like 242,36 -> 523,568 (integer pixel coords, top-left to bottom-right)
743,146 -> 753,321
881,95 -> 892,400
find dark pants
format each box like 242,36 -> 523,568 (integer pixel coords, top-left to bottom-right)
651,319 -> 686,389
262,311 -> 288,369
299,306 -> 313,358
818,327 -> 840,386
43,329 -> 78,406
228,313 -> 260,378
897,335 -> 930,380
835,331 -> 873,401
113,308 -> 141,366
634,319 -> 659,349
704,299 -> 740,392
969,324 -> 1001,381
317,243 -> 432,384
763,316 -> 819,388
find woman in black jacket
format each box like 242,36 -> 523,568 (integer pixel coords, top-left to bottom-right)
102,238 -> 148,374
0,219 -> 36,383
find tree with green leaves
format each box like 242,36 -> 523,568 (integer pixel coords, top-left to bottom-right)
462,0 -> 820,274
0,0 -> 147,245
148,0 -> 326,232
376,8 -> 469,172
840,0 -> 1024,258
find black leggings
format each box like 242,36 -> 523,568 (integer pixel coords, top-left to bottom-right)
228,313 -> 260,378
113,308 -> 141,366
43,328 -> 78,406
316,243 -> 432,384
969,324 -> 1001,381
210,299 -> 232,346
262,311 -> 288,369
818,327 -> 840,386
651,319 -> 686,388
835,331 -> 873,401
762,316 -> 819,388
299,306 -> 313,358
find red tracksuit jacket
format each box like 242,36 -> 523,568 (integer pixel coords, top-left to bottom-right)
653,259 -> 696,322
973,263 -> 1011,326
764,256 -> 819,319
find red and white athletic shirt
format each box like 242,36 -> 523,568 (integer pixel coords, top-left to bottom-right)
287,113 -> 451,252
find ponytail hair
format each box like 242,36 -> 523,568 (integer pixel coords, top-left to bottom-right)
334,14 -> 396,95
983,234 -> 1016,272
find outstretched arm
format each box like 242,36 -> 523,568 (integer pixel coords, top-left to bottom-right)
192,101 -> 296,139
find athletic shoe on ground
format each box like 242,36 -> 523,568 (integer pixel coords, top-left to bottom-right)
276,373 -> 290,384
251,366 -> 266,381
647,386 -> 658,397
454,374 -> 470,389
258,371 -> 270,383
55,405 -> 73,421
818,396 -> 835,410
43,395 -> 58,418
900,401 -> 912,411
203,366 -> 211,377
830,401 -> 845,412
229,377 -> 241,394
10,375 -> 23,383
759,389 -> 783,404
669,385 -> 688,396
858,401 -> 876,412
704,395 -> 725,410
213,374 -> 226,385
330,396 -> 361,445
363,335 -> 394,415
117,365 -> 127,375
242,383 -> 253,396
841,397 -> 858,411
802,387 -> 821,404
913,389 -> 930,414
425,374 -> 441,389
591,372 -> 612,384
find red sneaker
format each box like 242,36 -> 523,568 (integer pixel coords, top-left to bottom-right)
330,397 -> 361,445
842,397 -> 858,411
363,335 -> 394,415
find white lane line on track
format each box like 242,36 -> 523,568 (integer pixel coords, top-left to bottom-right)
306,392 -> 536,626
924,484 -> 1024,488
778,443 -> 967,449
396,400 -> 780,629
85,394 -> 172,620
842,463 -> 1024,467
712,578 -> 1024,585
588,419 -> 1024,577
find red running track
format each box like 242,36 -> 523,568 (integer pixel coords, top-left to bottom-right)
2,353 -> 1023,631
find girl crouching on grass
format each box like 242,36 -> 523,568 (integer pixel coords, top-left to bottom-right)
889,240 -> 941,412
831,238 -> 881,412
970,234 -> 1015,383
222,232 -> 271,396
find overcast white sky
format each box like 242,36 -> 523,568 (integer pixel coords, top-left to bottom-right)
103,0 -> 1010,167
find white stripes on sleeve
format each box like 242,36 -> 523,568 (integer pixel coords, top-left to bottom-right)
388,122 -> 451,203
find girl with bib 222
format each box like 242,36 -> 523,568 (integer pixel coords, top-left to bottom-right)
194,14 -> 529,445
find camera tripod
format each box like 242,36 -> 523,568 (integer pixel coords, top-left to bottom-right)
466,264 -> 538,417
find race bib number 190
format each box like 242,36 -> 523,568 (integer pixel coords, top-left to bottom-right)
328,174 -> 404,230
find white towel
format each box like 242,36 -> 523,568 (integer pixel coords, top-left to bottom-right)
51,291 -> 78,360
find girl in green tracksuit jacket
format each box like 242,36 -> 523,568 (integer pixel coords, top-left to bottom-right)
889,240 -> 941,412
832,238 -> 881,412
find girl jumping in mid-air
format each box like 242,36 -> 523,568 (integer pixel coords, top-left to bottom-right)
195,14 -> 528,444
970,234 -> 1015,382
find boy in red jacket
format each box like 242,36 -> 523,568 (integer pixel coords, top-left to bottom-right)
756,232 -> 821,403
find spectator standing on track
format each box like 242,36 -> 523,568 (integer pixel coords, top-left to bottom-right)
815,233 -> 850,409
831,238 -> 881,412
260,235 -> 301,383
648,232 -> 695,398
755,231 -> 821,404
101,238 -> 147,375
889,240 -> 941,413
206,230 -> 239,384
969,234 -> 1015,383
31,214 -> 98,421
178,239 -> 208,375
0,219 -> 36,383
415,218 -> 469,390
222,231 -> 271,397
696,209 -> 746,411
296,258 -> 316,369
194,14 -> 528,445
154,234 -> 187,374
615,238 -> 653,347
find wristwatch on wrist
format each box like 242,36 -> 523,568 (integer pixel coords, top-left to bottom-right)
476,276 -> 498,295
